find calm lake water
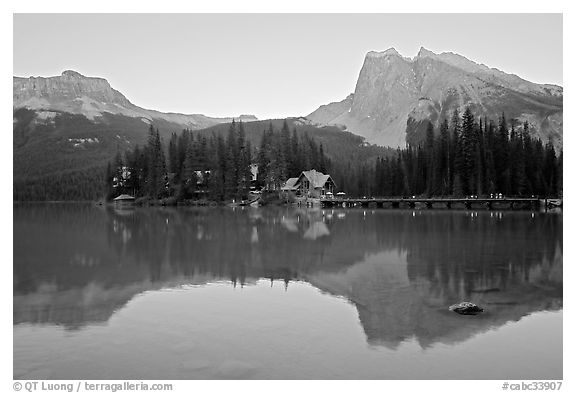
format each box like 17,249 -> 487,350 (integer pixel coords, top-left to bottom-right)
13,204 -> 562,380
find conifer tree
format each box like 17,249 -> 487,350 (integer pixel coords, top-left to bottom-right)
290,129 -> 301,177
495,113 -> 510,194
451,109 -> 463,195
146,126 -> 166,199
544,137 -> 558,196
168,132 -> 179,175
113,149 -> 124,194
105,162 -> 114,199
460,107 -> 476,195
425,122 -> 435,196
237,122 -> 252,199
256,128 -> 271,190
182,141 -> 198,197
436,118 -> 450,194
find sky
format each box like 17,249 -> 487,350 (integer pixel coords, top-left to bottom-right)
13,13 -> 562,120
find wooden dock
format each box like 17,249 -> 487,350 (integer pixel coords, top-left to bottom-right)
319,197 -> 549,210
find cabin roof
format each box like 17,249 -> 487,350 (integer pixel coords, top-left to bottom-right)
299,169 -> 335,189
281,177 -> 299,191
113,194 -> 135,201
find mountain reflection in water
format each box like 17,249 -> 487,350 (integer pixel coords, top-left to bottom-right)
14,204 -> 562,351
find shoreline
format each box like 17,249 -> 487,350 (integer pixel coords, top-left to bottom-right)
13,199 -> 563,212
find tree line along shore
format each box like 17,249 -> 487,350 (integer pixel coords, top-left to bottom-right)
104,108 -> 561,206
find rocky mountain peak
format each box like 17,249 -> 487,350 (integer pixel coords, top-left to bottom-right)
14,70 -> 258,129
416,46 -> 436,59
366,48 -> 402,58
61,70 -> 86,78
307,48 -> 563,148
13,70 -> 131,118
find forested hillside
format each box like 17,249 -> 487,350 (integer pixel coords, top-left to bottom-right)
104,119 -> 395,202
373,109 -> 562,198
13,109 -> 182,200
14,105 -> 562,201
105,109 -> 562,203
13,111 -> 392,201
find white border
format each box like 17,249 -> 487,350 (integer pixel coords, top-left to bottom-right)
3,2 -> 572,392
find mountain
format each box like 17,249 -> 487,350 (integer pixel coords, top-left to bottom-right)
307,47 -> 563,148
191,117 -> 392,161
14,70 -> 258,129
13,70 -> 260,200
13,70 -> 391,200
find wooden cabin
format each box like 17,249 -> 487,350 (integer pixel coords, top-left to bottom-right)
281,169 -> 336,199
113,194 -> 135,207
280,177 -> 300,197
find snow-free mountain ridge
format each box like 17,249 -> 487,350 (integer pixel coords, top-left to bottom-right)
307,47 -> 562,147
13,70 -> 257,129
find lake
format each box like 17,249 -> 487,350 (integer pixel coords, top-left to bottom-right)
13,204 -> 562,379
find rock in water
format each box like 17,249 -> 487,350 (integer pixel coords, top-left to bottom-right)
449,302 -> 484,315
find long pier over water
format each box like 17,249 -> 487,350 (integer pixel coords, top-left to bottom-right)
319,197 -> 559,210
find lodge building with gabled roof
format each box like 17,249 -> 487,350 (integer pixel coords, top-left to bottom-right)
281,169 -> 336,199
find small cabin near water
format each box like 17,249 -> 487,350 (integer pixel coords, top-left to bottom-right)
113,194 -> 135,206
281,169 -> 336,199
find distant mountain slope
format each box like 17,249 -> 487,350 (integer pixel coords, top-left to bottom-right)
14,70 -> 257,129
13,108 -> 185,201
13,70 -> 257,200
13,106 -> 391,201
307,47 -> 563,148
192,117 -> 393,163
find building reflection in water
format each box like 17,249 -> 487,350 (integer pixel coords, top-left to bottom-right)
14,204 -> 562,348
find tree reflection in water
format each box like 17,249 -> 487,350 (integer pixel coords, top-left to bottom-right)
14,204 -> 562,348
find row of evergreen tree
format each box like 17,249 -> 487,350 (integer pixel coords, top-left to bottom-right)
105,120 -> 331,201
15,167 -> 104,201
105,109 -> 562,201
372,108 -> 562,197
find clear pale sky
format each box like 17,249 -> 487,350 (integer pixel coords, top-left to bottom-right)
13,13 -> 562,120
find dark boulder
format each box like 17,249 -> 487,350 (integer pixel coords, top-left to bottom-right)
449,302 -> 484,315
